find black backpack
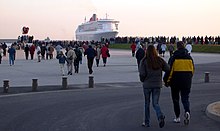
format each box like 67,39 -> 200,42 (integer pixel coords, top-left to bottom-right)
75,49 -> 82,60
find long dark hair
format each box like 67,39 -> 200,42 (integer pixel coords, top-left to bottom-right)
146,45 -> 163,70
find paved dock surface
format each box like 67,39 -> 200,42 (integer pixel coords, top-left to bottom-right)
1,49 -> 220,87
0,49 -> 220,131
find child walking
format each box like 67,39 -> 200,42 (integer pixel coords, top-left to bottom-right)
57,51 -> 67,76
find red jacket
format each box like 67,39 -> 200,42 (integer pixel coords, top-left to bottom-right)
101,46 -> 109,58
29,45 -> 35,55
130,43 -> 136,51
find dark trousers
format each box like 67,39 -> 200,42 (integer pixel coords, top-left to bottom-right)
137,60 -> 141,68
49,54 -> 53,59
96,59 -> 99,66
30,54 -> 34,60
46,53 -> 49,60
41,53 -> 45,59
87,58 -> 94,74
3,49 -> 6,56
0,55 -> 2,64
74,60 -> 80,73
102,57 -> 107,64
170,86 -> 191,118
132,51 -> 135,57
25,52 -> 29,60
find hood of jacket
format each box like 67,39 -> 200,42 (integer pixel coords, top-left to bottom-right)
173,48 -> 190,59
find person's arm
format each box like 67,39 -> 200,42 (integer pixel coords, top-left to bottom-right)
139,58 -> 147,82
163,57 -> 173,87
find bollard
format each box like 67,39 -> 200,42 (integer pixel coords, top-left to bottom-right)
62,76 -> 68,89
3,80 -> 9,93
32,78 -> 38,91
204,72 -> 210,83
88,75 -> 94,88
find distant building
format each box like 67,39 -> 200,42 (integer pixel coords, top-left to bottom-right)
0,39 -> 17,44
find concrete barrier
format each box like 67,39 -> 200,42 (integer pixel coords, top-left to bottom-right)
32,78 -> 38,91
205,72 -> 210,83
3,79 -> 9,93
88,75 -> 94,88
62,76 -> 68,89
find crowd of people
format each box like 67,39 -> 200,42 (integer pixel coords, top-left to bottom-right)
113,35 -> 220,45
0,41 -> 111,76
0,36 -> 207,129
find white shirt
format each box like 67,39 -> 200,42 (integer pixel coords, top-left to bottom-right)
36,46 -> 41,56
185,44 -> 192,54
161,44 -> 167,51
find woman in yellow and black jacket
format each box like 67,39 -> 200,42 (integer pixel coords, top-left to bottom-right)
163,41 -> 194,125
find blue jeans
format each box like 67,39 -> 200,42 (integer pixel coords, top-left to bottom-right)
143,88 -> 163,125
9,55 -> 14,65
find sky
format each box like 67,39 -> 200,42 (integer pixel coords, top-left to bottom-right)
0,0 -> 220,40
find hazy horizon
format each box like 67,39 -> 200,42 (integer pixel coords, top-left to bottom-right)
1,0 -> 220,40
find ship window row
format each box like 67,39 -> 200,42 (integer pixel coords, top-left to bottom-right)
78,23 -> 118,32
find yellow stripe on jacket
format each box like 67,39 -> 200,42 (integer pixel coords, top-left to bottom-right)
167,59 -> 194,83
173,59 -> 194,72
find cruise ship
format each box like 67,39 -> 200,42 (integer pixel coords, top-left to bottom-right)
75,14 -> 119,41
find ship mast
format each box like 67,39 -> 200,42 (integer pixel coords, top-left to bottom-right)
84,17 -> 86,23
105,13 -> 109,19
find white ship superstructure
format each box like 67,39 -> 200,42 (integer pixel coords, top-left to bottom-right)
75,14 -> 119,41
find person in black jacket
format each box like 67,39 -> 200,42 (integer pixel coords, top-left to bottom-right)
74,46 -> 82,73
24,44 -> 29,60
84,45 -> 96,74
135,45 -> 145,68
163,41 -> 194,125
40,44 -> 47,60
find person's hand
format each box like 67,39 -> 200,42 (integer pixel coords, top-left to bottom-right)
164,82 -> 169,87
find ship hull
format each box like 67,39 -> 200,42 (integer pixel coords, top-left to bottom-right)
76,31 -> 118,41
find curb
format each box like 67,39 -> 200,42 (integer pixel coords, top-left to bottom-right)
206,101 -> 220,122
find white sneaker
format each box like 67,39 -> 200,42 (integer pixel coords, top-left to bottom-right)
184,112 -> 190,125
173,117 -> 181,123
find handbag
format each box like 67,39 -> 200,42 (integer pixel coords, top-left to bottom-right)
106,50 -> 110,57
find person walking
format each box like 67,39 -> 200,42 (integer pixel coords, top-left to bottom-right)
100,44 -> 109,67
66,46 -> 76,75
12,43 -> 17,60
163,41 -> 194,125
161,43 -> 167,57
185,41 -> 192,55
135,45 -> 145,68
2,43 -> 7,56
0,45 -> 3,64
79,46 -> 84,64
168,43 -> 175,57
40,44 -> 47,60
130,42 -> 136,57
7,45 -> 16,66
46,44 -> 50,60
48,44 -> 54,59
74,46 -> 82,73
55,44 -> 63,57
95,44 -> 101,67
24,44 -> 30,60
29,44 -> 35,60
84,45 -> 96,74
157,42 -> 162,56
139,45 -> 169,128
56,51 -> 66,76
36,45 -> 41,62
